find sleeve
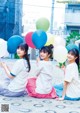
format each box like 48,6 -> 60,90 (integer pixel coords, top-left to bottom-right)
10,60 -> 22,77
34,61 -> 43,76
64,66 -> 74,82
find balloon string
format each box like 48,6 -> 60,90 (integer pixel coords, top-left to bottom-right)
11,54 -> 14,59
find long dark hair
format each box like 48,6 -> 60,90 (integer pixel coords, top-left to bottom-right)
39,44 -> 53,60
18,43 -> 31,72
68,48 -> 79,69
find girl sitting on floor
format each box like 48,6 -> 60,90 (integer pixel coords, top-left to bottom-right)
0,43 -> 31,97
54,48 -> 80,101
26,45 -> 57,99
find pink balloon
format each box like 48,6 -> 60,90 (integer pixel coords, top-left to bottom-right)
25,32 -> 35,48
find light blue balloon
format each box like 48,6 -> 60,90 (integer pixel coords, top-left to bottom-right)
66,44 -> 79,52
7,35 -> 23,54
32,30 -> 47,49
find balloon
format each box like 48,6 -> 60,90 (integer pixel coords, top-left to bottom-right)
36,17 -> 50,32
7,35 -> 23,54
0,38 -> 8,57
25,32 -> 35,48
66,44 -> 79,52
32,30 -> 47,49
54,36 -> 66,47
54,46 -> 68,63
45,33 -> 55,46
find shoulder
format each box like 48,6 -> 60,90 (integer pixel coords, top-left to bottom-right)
38,61 -> 52,65
14,59 -> 25,65
38,61 -> 53,69
67,63 -> 77,69
66,63 -> 78,72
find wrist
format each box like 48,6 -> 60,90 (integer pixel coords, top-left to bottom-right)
61,96 -> 65,99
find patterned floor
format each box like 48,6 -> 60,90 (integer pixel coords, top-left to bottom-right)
0,59 -> 80,113
0,95 -> 80,113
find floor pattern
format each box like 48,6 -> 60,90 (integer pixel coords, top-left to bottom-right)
0,95 -> 80,113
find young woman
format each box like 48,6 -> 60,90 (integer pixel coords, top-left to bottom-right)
0,43 -> 31,97
55,48 -> 80,101
26,45 -> 57,99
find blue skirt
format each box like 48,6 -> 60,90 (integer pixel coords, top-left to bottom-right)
0,78 -> 27,97
54,83 -> 80,101
0,87 -> 27,97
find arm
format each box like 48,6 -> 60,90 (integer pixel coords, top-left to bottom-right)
61,65 -> 66,75
33,61 -> 43,77
36,57 -> 40,63
57,65 -> 73,101
34,65 -> 43,77
1,62 -> 14,79
58,81 -> 69,101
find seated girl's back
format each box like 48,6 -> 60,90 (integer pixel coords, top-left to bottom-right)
36,61 -> 53,94
7,59 -> 29,92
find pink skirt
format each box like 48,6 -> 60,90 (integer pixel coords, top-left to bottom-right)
26,78 -> 58,98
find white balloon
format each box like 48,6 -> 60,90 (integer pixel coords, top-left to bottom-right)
0,38 -> 9,57
54,45 -> 68,63
54,36 -> 66,47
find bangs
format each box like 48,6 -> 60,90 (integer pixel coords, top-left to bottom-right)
18,45 -> 25,51
69,51 -> 75,56
68,49 -> 78,57
40,47 -> 48,53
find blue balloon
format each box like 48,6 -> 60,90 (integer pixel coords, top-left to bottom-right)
66,44 -> 79,52
32,30 -> 47,49
7,35 -> 23,54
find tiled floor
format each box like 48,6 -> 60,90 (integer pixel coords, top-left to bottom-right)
0,95 -> 80,113
0,59 -> 80,113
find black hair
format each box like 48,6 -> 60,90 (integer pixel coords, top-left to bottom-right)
68,48 -> 79,69
18,43 -> 31,72
39,44 -> 53,59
